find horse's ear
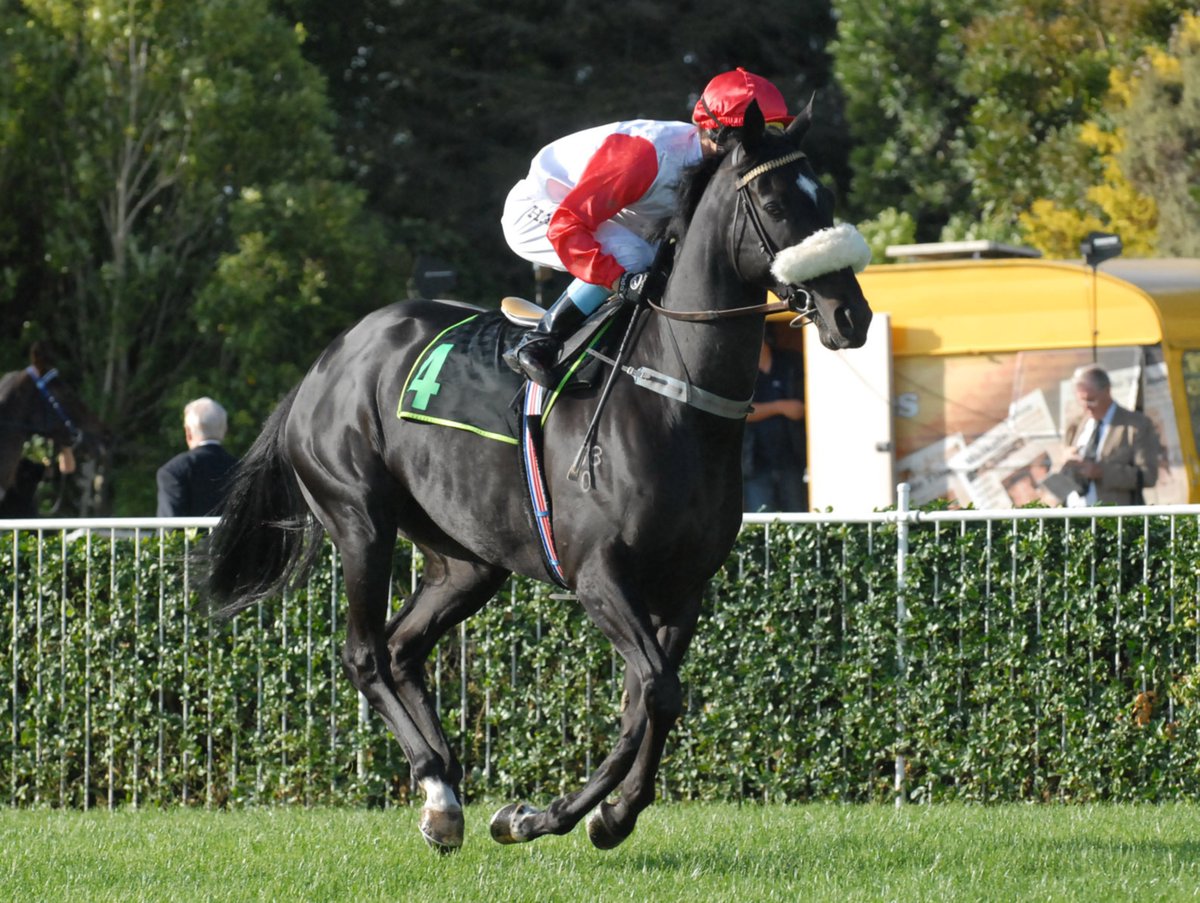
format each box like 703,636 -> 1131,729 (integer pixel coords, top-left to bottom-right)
741,99 -> 765,153
785,93 -> 815,143
29,341 -> 51,374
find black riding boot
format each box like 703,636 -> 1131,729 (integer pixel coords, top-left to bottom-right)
506,292 -> 591,387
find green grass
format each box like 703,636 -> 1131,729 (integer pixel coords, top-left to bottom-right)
2,803 -> 1199,902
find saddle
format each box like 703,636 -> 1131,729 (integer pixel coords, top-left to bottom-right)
501,295 -> 630,386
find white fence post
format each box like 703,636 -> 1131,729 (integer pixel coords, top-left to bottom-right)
894,482 -> 910,808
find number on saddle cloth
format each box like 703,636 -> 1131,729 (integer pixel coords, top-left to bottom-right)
407,342 -> 455,411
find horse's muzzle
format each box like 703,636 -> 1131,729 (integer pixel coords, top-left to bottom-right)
807,270 -> 873,350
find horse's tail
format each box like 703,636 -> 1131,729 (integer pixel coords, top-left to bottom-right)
202,385 -> 325,618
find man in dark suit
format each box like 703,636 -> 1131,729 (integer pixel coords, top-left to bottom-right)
1061,365 -> 1158,506
156,397 -> 237,517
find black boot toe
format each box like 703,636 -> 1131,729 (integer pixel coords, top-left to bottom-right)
513,336 -> 562,387
516,349 -> 559,387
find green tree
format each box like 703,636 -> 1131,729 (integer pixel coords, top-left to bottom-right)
0,0 -> 403,514
1118,13 -> 1200,256
273,0 -> 847,301
1017,12 -> 1200,258
833,0 -> 1188,246
1017,122 -> 1157,258
191,178 -> 401,444
831,0 -> 981,237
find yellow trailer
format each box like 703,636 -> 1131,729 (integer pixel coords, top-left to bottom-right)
789,250 -> 1200,509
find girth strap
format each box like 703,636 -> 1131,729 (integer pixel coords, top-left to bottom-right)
520,381 -> 568,588
586,350 -> 753,420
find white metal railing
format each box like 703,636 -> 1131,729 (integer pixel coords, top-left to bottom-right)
4,490 -> 1200,808
749,493 -> 1200,803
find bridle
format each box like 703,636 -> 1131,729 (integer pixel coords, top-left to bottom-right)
644,145 -> 816,324
24,365 -> 84,448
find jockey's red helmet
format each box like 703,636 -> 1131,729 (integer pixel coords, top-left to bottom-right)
692,68 -> 794,129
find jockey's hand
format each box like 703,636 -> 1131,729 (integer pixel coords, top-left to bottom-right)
614,271 -> 650,304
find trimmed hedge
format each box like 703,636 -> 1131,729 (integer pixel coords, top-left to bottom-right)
2,513 -> 1199,809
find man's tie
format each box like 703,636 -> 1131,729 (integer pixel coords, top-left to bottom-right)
1080,419 -> 1102,503
1084,420 -> 1102,461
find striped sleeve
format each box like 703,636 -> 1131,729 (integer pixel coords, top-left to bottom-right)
546,132 -> 659,286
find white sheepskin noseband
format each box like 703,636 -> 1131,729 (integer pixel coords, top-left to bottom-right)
770,223 -> 872,285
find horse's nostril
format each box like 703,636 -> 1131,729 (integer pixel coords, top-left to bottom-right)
834,305 -> 854,335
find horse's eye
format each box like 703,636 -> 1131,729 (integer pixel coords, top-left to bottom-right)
763,202 -> 786,220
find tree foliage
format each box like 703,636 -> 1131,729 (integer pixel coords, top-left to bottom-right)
0,0 -> 402,514
1019,123 -> 1158,258
1019,12 -> 1200,257
1118,12 -> 1200,256
831,0 -> 981,236
270,0 -> 847,299
833,0 -> 1191,248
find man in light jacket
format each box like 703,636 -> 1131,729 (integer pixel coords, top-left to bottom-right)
1062,365 -> 1158,506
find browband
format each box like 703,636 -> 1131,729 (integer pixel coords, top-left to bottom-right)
735,149 -> 807,189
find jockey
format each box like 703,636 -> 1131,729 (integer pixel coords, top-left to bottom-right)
501,68 -> 795,386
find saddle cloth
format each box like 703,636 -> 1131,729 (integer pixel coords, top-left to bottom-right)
396,308 -> 620,587
396,312 -> 525,443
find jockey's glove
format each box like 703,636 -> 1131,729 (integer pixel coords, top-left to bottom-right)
615,270 -> 650,304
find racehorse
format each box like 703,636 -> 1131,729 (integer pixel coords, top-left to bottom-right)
205,100 -> 873,851
0,342 -> 108,516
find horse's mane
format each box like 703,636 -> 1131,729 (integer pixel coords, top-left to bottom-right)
651,152 -> 726,245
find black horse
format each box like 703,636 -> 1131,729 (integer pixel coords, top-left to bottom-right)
0,342 -> 108,516
206,101 -> 873,851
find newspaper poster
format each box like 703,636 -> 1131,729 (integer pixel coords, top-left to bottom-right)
946,389 -> 1059,508
892,346 -> 1188,508
896,434 -> 969,507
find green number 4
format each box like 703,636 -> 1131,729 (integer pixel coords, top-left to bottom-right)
407,342 -> 454,411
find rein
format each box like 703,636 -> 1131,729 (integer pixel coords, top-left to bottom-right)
643,147 -> 816,326
642,294 -> 795,322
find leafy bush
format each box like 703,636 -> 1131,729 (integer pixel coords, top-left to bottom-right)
1,513 -> 1198,808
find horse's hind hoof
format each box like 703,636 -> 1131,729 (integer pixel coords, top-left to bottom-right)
419,807 -> 464,853
586,802 -> 634,850
489,802 -> 539,844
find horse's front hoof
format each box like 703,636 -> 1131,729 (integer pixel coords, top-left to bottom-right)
419,807 -> 464,853
489,802 -> 539,844
586,802 -> 634,850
